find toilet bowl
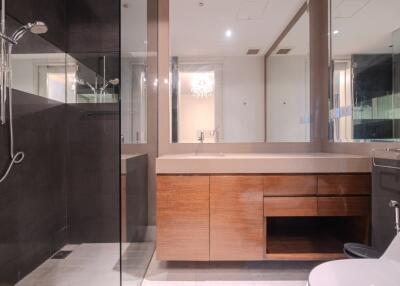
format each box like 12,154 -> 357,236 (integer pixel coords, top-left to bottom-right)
308,233 -> 400,286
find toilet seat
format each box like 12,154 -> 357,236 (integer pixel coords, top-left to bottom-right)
308,233 -> 400,286
308,259 -> 400,286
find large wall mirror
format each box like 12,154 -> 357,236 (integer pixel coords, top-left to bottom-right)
169,0 -> 310,143
121,0 -> 148,144
329,0 -> 400,142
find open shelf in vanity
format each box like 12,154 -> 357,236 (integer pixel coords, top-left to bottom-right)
265,216 -> 369,260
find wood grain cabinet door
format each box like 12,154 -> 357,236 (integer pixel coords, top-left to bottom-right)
210,176 -> 264,261
156,175 -> 210,261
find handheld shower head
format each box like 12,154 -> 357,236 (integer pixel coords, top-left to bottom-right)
108,78 -> 119,86
29,21 -> 48,34
11,21 -> 48,43
101,78 -> 119,91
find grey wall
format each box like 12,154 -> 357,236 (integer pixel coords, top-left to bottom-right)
372,158 -> 400,252
64,0 -> 120,243
125,154 -> 148,242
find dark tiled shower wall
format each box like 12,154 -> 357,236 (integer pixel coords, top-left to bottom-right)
63,0 -> 120,244
65,104 -> 120,243
0,90 -> 67,285
66,0 -> 119,80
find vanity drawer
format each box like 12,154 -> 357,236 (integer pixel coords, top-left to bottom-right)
263,176 -> 317,196
317,197 -> 370,216
317,175 -> 371,196
264,197 -> 317,217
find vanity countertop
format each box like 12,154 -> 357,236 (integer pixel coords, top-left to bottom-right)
156,153 -> 371,174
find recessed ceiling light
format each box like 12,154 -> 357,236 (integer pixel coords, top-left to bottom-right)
225,29 -> 233,38
333,30 -> 340,35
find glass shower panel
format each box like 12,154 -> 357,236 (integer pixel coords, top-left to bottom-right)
1,1 -> 122,285
121,0 -> 157,285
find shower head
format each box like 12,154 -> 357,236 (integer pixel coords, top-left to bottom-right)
29,22 -> 48,34
102,78 -> 119,90
108,78 -> 119,86
11,21 -> 48,43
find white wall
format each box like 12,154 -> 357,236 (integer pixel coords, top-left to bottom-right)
222,56 -> 265,143
267,55 -> 310,142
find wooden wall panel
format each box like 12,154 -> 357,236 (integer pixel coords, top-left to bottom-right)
210,176 -> 264,260
156,175 -> 210,261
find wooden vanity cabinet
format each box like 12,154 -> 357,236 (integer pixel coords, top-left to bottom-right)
156,173 -> 371,261
156,175 -> 210,261
210,176 -> 264,260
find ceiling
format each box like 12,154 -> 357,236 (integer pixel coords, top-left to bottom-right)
332,0 -> 400,55
170,0 -> 305,57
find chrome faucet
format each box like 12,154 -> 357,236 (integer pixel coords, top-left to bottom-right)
389,200 -> 400,234
197,131 -> 205,143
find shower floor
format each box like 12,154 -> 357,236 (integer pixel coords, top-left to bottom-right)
16,242 -> 155,286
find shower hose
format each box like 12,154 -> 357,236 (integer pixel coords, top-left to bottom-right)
0,45 -> 24,183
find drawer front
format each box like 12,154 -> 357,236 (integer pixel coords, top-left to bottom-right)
317,175 -> 371,196
264,197 -> 317,217
264,176 -> 317,196
317,197 -> 370,216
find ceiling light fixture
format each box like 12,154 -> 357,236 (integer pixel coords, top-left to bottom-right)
333,30 -> 340,35
225,29 -> 233,38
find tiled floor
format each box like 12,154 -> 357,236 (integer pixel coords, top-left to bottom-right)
16,245 -> 319,286
141,252 -> 319,286
16,242 -> 155,286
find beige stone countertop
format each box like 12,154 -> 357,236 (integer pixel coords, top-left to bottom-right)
156,153 -> 372,174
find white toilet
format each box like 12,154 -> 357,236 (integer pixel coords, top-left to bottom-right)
308,233 -> 400,286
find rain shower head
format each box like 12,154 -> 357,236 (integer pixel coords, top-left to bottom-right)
11,21 -> 48,43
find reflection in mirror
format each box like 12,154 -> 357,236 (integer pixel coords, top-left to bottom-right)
67,55 -> 119,104
121,0 -> 148,144
329,0 -> 400,142
169,0 -> 310,143
11,53 -> 119,104
11,53 -> 67,102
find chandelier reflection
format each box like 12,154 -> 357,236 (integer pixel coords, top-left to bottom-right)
190,72 -> 215,98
